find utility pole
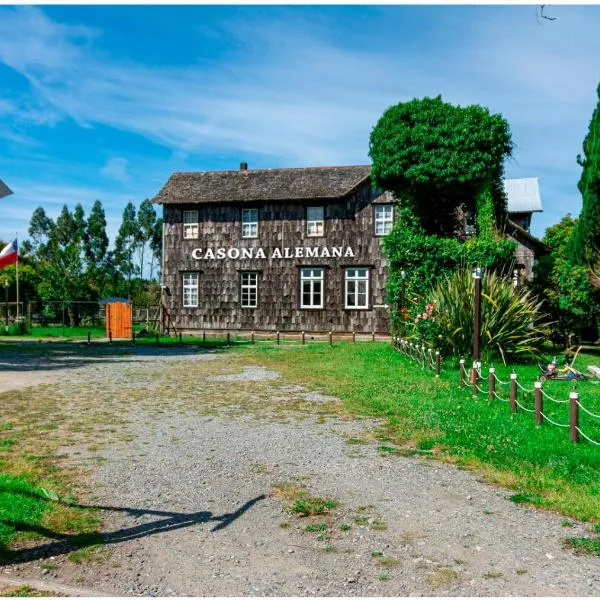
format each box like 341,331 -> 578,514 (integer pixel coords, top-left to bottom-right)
473,267 -> 482,362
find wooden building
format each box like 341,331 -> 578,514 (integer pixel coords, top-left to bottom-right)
153,164 -> 397,334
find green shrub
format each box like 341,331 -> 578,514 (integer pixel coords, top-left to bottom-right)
406,268 -> 550,362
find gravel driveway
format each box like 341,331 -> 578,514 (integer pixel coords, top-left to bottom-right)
1,345 -> 599,596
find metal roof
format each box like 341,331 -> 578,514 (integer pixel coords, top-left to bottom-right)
504,178 -> 542,214
0,179 -> 13,200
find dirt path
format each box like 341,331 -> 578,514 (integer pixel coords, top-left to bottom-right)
1,346 -> 599,596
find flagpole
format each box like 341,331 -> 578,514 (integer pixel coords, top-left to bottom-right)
15,233 -> 19,321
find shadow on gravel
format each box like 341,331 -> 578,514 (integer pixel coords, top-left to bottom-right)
0,494 -> 266,566
0,342 -> 224,374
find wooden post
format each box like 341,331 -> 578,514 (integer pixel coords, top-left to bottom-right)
372,331 -> 376,342
251,330 -> 255,344
569,391 -> 579,443
227,332 -> 231,346
276,331 -> 280,345
109,331 -> 112,344
179,332 -> 182,344
421,345 -> 425,368
203,330 -> 206,344
510,373 -> 517,413
489,368 -> 495,401
472,361 -> 478,397
428,349 -> 433,370
534,381 -> 543,426
155,332 -> 159,345
132,330 -> 135,345
352,330 -> 356,344
87,331 -> 91,345
301,331 -> 305,345
329,331 -> 333,347
435,350 -> 441,377
459,358 -> 465,387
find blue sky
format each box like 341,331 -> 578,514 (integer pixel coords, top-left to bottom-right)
0,4 -> 599,245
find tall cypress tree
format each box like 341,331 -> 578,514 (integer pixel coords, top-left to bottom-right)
569,82 -> 600,271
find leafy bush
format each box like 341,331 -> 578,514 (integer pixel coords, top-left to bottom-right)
405,268 -> 551,363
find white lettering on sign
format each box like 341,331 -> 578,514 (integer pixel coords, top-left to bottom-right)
190,246 -> 355,260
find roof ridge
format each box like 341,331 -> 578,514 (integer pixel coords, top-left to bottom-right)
171,165 -> 371,176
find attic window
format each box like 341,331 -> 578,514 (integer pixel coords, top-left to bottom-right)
307,206 -> 324,237
183,210 -> 199,239
242,208 -> 258,238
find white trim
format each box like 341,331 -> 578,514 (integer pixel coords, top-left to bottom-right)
183,210 -> 199,239
182,272 -> 199,307
374,205 -> 393,236
240,272 -> 258,308
307,206 -> 324,237
300,267 -> 324,309
242,208 -> 259,238
345,267 -> 369,309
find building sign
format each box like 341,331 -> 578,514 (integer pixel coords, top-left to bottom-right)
191,246 -> 355,260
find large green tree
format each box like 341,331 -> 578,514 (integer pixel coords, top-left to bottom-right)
568,82 -> 600,282
369,95 -> 513,236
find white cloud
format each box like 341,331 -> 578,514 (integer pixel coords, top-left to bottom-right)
0,5 -> 598,238
100,157 -> 131,184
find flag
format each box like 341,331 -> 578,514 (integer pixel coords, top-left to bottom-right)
0,239 -> 18,269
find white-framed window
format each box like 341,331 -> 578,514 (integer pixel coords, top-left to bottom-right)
240,272 -> 258,308
182,272 -> 199,307
300,268 -> 324,308
242,208 -> 258,238
307,206 -> 324,237
345,268 -> 369,309
183,210 -> 199,239
374,205 -> 394,236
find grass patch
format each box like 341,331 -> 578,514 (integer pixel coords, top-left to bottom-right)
305,522 -> 328,533
483,570 -> 503,579
563,537 -> 600,556
3,585 -> 52,597
339,522 -> 351,531
377,571 -> 390,582
375,556 -> 401,568
290,496 -> 337,517
67,532 -> 107,564
244,342 -> 600,522
426,567 -> 459,588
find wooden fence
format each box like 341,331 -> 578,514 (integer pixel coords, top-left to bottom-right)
393,336 -> 600,447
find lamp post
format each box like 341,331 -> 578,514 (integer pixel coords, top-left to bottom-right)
400,270 -> 406,337
473,267 -> 482,362
4,279 -> 9,334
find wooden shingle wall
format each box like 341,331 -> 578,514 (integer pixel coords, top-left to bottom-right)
162,184 -> 396,333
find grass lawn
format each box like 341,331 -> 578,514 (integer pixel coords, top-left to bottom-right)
242,342 -> 600,523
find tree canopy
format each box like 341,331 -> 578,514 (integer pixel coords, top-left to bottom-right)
568,82 -> 600,282
369,95 -> 513,236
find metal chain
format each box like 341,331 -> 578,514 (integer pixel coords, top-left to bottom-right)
540,388 -> 568,404
576,427 -> 600,446
539,411 -> 569,428
576,401 -> 600,420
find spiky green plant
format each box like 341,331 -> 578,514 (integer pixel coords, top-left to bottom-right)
409,269 -> 551,363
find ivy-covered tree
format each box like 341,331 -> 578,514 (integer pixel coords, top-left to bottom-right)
369,95 -> 513,236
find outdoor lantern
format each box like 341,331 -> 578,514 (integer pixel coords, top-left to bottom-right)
401,270 -> 406,280
472,266 -> 482,279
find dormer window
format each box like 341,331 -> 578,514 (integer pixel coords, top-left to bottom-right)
307,206 -> 324,237
242,208 -> 258,238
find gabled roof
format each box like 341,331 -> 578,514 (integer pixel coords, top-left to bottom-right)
0,179 -> 13,200
153,165 -> 372,205
504,178 -> 542,214
506,218 -> 549,253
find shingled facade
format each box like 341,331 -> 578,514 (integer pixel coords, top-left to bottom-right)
153,165 -> 397,334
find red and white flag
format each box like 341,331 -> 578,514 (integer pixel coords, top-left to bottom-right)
0,239 -> 18,269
